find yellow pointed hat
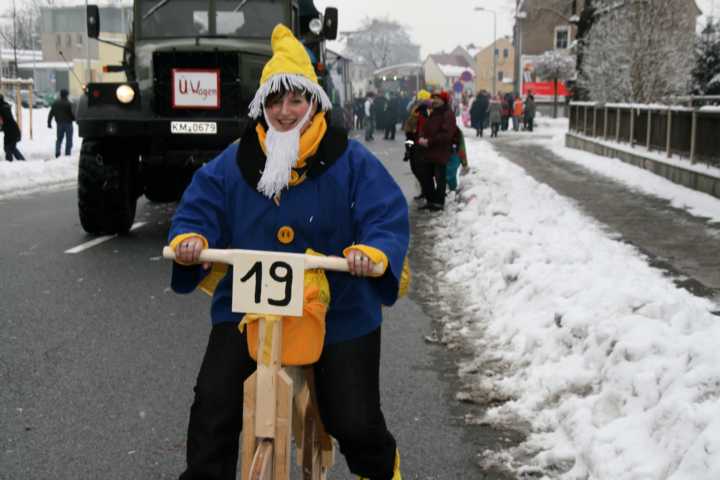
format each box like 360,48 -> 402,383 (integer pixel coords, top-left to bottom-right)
248,24 -> 332,119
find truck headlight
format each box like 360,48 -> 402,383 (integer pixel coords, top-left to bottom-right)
116,84 -> 135,104
309,18 -> 323,35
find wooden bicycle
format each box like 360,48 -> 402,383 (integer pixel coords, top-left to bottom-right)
163,246 -> 383,480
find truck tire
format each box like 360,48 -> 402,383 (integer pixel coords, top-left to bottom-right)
78,139 -> 139,234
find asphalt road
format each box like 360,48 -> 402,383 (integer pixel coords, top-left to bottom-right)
0,132 -> 514,479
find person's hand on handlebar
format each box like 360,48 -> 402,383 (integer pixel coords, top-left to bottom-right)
175,236 -> 211,270
346,249 -> 376,277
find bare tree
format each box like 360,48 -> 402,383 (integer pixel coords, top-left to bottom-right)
342,18 -> 420,71
1,0 -> 56,77
580,0 -> 695,103
533,49 -> 576,117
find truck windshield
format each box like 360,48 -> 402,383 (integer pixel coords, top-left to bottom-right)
138,0 -> 286,39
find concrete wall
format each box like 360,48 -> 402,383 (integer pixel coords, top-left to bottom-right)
566,133 -> 720,199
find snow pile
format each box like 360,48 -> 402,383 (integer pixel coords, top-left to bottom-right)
0,106 -> 79,199
429,135 -> 720,478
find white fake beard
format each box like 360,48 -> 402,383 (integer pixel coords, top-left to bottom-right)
257,107 -> 314,199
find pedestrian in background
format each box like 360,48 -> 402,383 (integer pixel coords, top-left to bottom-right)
374,91 -> 388,139
403,89 -> 431,201
48,89 -> 76,158
488,94 -> 502,138
364,92 -> 375,141
353,96 -> 365,130
513,95 -> 524,131
501,92 -> 513,131
446,127 -> 468,193
417,90 -> 455,211
0,94 -> 25,162
384,92 -> 401,140
470,90 -> 488,137
524,92 -> 536,132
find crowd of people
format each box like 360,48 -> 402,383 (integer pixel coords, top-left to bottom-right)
345,87 -> 538,213
468,90 -> 536,137
356,91 -> 412,142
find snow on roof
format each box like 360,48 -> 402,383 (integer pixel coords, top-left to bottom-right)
0,49 -> 42,63
437,64 -> 474,78
17,62 -> 72,70
429,53 -> 471,68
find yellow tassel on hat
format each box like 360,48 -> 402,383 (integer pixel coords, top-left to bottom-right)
248,24 -> 332,118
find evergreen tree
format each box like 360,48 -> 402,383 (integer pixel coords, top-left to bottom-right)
691,19 -> 720,95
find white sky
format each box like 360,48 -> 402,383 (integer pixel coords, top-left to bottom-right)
314,0 -> 517,57
314,0 -> 718,58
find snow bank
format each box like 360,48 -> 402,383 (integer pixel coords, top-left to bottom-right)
0,106 -> 79,199
428,133 -> 720,479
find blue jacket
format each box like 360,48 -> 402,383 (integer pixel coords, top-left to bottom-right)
169,126 -> 409,344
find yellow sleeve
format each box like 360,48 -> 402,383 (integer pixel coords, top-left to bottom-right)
169,233 -> 227,297
342,244 -> 389,277
198,264 -> 229,297
398,256 -> 411,298
169,233 -> 209,265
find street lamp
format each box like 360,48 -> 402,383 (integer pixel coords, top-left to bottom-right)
514,9 -> 527,97
475,7 -> 497,96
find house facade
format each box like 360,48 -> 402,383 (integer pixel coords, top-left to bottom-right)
474,36 -> 514,95
40,4 -> 132,96
423,53 -> 474,94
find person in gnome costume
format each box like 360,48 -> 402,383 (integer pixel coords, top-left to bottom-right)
168,24 -> 408,480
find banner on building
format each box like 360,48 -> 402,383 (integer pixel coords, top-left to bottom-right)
522,81 -> 569,97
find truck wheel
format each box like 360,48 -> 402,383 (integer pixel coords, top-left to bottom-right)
78,139 -> 139,234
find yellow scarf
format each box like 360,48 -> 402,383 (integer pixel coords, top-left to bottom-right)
255,112 -> 327,186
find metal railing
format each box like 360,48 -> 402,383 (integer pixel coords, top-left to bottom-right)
568,101 -> 720,167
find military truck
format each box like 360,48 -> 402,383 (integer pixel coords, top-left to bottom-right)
77,0 -> 338,234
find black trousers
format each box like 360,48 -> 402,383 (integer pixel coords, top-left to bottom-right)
384,123 -> 396,139
418,161 -> 447,207
409,143 -> 427,199
179,323 -> 396,480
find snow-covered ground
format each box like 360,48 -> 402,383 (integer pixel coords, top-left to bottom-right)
0,106 -> 80,199
422,117 -> 720,478
5,107 -> 720,478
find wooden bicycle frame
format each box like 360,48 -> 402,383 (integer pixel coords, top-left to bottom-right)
162,247 -> 382,479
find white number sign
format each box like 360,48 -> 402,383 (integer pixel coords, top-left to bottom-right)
231,251 -> 305,317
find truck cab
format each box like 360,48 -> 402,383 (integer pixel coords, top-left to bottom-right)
76,0 -> 337,234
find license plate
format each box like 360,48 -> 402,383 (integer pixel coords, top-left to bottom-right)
170,121 -> 217,135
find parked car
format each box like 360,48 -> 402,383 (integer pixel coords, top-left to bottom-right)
5,91 -> 48,108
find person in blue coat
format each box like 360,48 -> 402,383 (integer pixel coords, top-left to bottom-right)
168,24 -> 408,480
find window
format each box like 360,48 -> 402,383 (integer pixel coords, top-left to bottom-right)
498,71 -> 504,82
494,48 -> 499,57
503,48 -> 509,58
555,26 -> 570,49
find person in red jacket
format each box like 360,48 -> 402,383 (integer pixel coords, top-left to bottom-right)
417,90 -> 456,211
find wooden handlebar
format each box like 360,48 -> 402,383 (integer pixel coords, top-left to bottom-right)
162,246 -> 385,275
